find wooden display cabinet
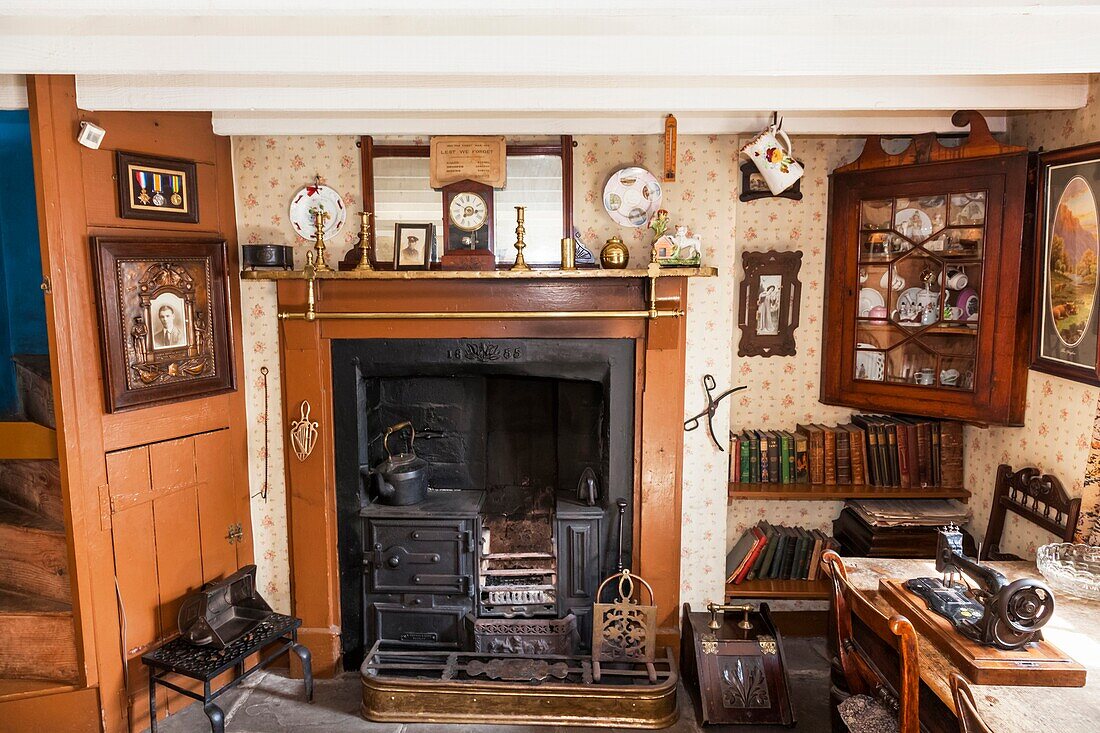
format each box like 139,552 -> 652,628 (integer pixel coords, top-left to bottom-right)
821,112 -> 1035,426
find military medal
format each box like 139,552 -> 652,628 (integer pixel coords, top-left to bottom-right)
169,175 -> 182,207
135,171 -> 151,205
151,173 -> 166,207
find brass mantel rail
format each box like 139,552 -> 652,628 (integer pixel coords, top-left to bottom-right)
271,263 -> 710,321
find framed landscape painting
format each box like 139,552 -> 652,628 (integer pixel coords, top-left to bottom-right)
1033,142 -> 1100,386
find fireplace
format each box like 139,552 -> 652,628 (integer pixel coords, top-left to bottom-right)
331,338 -> 635,668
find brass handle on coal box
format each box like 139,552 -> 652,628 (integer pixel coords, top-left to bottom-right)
707,602 -> 754,631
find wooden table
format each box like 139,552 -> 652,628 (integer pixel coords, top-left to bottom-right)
843,557 -> 1100,733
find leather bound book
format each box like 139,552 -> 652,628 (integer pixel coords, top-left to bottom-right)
895,416 -> 912,488
819,424 -> 837,485
749,430 -> 761,482
792,428 -> 811,483
740,430 -> 752,483
794,527 -> 813,579
779,431 -> 792,484
899,417 -> 921,488
807,529 -> 827,580
732,526 -> 768,584
779,527 -> 800,580
882,417 -> 900,487
765,526 -> 789,579
842,424 -> 867,485
835,428 -> 852,485
767,431 -> 781,484
757,430 -> 770,483
850,414 -> 880,486
914,419 -> 932,486
931,422 -> 942,486
796,423 -> 825,485
746,521 -> 775,581
730,434 -> 739,484
939,420 -> 964,488
726,526 -> 759,583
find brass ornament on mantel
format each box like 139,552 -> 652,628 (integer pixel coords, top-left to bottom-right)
311,206 -> 333,272
353,211 -> 375,271
600,236 -> 630,269
510,206 -> 531,271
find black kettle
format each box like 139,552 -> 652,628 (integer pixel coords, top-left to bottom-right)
371,421 -> 429,506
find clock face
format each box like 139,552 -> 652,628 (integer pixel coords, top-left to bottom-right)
449,192 -> 489,231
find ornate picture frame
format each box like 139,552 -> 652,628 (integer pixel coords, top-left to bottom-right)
739,161 -> 803,203
738,250 -> 802,357
92,237 -> 235,412
1032,141 -> 1100,386
116,151 -> 199,223
393,222 -> 434,270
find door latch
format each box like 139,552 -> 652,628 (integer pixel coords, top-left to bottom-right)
225,522 -> 244,545
40,276 -> 52,294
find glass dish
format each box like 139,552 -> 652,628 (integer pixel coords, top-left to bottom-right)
1036,543 -> 1100,601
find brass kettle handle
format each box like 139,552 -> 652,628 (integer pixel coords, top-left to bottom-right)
383,421 -> 415,459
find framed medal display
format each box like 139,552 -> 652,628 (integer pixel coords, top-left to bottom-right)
116,151 -> 199,224
440,179 -> 496,270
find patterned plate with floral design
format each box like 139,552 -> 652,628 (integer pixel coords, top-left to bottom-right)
603,167 -> 663,227
289,183 -> 346,241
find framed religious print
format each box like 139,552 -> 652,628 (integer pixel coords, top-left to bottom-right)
1033,141 -> 1100,386
738,249 -> 802,357
393,222 -> 434,270
115,151 -> 199,223
92,237 -> 235,412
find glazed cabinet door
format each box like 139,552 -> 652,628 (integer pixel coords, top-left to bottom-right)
821,153 -> 1033,425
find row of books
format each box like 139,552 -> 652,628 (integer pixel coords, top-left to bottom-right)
725,521 -> 840,584
728,414 -> 963,488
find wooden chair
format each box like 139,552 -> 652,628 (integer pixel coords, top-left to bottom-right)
951,674 -> 993,733
822,550 -> 920,733
981,464 -> 1081,560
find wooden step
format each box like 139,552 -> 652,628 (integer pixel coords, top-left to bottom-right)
0,609 -> 77,683
0,500 -> 70,603
0,422 -> 58,460
0,678 -> 79,703
0,460 -> 63,524
0,588 -> 71,614
12,355 -> 54,430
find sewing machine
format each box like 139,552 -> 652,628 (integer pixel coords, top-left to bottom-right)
904,527 -> 1055,651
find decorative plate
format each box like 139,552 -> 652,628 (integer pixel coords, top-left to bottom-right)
858,287 -> 885,317
894,207 -> 933,243
855,346 -> 885,382
602,167 -> 663,227
289,184 -> 346,241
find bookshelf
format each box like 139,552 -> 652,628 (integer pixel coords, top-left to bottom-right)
728,482 -> 970,502
725,579 -> 831,601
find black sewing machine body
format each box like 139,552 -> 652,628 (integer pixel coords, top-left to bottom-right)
904,528 -> 1055,651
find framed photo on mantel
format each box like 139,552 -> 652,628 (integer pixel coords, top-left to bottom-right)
738,250 -> 803,358
1032,141 -> 1100,386
92,237 -> 235,412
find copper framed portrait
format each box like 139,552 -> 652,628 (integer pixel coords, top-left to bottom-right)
738,249 -> 802,357
92,237 -> 235,412
116,151 -> 199,223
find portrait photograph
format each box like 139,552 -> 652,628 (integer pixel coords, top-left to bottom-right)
738,249 -> 802,357
92,236 -> 235,412
394,222 -> 434,270
151,291 -> 189,351
1033,142 -> 1100,386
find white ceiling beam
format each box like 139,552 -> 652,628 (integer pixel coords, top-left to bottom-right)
75,74 -> 1087,114
0,75 -> 27,109
2,8 -> 1100,77
209,110 -> 1008,137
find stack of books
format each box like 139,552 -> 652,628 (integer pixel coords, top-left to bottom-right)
725,520 -> 840,585
728,415 -> 963,488
833,498 -> 973,558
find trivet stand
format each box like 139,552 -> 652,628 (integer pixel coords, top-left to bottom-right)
142,613 -> 313,733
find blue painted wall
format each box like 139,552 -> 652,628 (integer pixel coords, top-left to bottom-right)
0,110 -> 48,416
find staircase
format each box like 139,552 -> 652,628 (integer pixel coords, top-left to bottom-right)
0,355 -> 77,694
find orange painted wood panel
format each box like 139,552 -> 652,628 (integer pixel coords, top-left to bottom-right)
79,110 -> 220,165
148,436 -> 197,496
111,500 -> 160,657
105,445 -> 152,512
194,429 -> 240,582
152,483 -> 204,714
0,686 -> 102,733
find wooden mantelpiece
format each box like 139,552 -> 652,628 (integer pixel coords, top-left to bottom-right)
270,272 -> 708,676
242,265 -> 716,281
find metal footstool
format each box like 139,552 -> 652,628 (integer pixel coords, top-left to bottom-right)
142,613 -> 313,733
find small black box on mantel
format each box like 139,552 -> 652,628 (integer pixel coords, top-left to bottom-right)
241,243 -> 294,270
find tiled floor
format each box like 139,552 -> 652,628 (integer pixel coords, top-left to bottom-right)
152,637 -> 832,733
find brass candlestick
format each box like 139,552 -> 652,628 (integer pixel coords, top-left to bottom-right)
311,206 -> 332,272
510,206 -> 531,271
353,211 -> 375,271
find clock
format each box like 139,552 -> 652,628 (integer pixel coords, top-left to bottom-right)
441,179 -> 496,270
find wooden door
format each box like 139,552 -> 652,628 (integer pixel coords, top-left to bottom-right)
105,427 -> 247,728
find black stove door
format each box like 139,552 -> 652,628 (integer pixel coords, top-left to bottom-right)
367,519 -> 472,596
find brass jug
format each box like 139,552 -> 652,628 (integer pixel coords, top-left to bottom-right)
600,236 -> 630,269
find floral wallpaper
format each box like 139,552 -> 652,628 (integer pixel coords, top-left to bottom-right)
964,73 -> 1100,556
233,135 -> 363,612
